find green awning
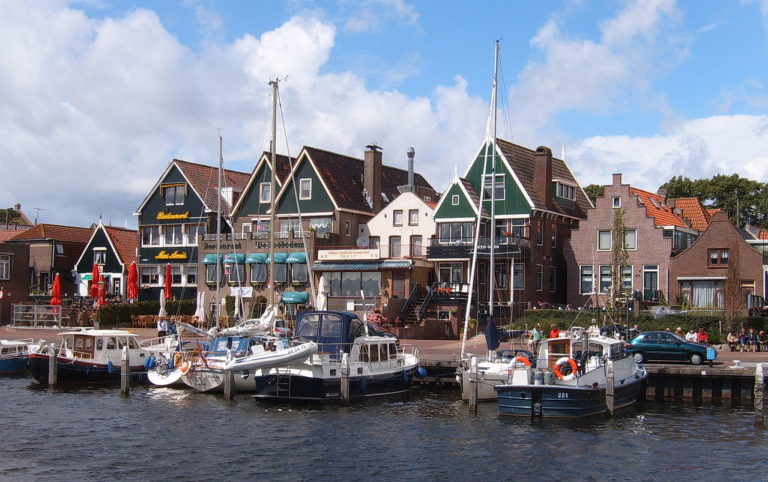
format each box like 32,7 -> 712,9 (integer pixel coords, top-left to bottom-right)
245,253 -> 267,264
286,252 -> 307,263
281,291 -> 309,304
267,252 -> 289,264
81,274 -> 92,281
223,253 -> 245,264
312,262 -> 380,272
380,260 -> 412,270
201,254 -> 222,265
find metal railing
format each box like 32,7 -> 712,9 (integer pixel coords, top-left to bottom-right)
11,304 -> 62,328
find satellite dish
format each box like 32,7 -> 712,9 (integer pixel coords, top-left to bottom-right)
356,236 -> 370,248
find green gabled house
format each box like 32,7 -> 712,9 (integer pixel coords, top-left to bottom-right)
428,137 -> 592,318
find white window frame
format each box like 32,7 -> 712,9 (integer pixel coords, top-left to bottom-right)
451,195 -> 459,206
597,230 -> 612,251
163,185 -> 185,206
408,209 -> 419,226
393,210 -> 403,227
242,223 -> 252,236
579,266 -> 593,294
186,266 -> 197,285
556,182 -> 575,200
612,197 -> 621,208
164,225 -> 183,246
185,224 -> 203,246
142,226 -> 160,247
259,182 -> 271,203
299,178 -> 312,200
624,229 -> 637,250
0,254 -> 10,280
93,248 -> 107,265
513,263 -> 524,290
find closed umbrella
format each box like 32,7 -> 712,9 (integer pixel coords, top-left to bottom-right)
97,274 -> 107,308
316,275 -> 327,311
164,264 -> 172,300
50,273 -> 62,306
194,291 -> 207,326
234,289 -> 242,321
158,288 -> 167,317
89,263 -> 100,298
127,261 -> 139,301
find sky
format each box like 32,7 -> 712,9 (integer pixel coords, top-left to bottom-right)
4,0 -> 768,227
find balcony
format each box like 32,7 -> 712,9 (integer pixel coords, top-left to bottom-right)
426,236 -> 530,259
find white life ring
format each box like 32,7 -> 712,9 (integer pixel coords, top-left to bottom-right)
554,356 -> 578,381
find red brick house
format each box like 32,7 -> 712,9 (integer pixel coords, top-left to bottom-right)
565,173 -> 700,308
669,211 -> 763,311
0,241 -> 29,323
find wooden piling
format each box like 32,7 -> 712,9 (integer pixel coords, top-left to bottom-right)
120,346 -> 130,396
47,343 -> 57,386
468,356 -> 478,413
340,352 -> 350,404
224,349 -> 235,400
755,364 -> 764,427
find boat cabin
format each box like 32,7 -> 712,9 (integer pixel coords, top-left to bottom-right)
356,338 -> 399,363
59,330 -> 145,361
0,341 -> 29,357
538,333 -> 627,371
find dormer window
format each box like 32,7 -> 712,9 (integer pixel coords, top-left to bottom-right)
162,184 -> 185,206
556,182 -> 575,200
299,178 -> 312,200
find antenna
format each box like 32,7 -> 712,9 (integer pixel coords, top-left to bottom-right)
33,207 -> 45,225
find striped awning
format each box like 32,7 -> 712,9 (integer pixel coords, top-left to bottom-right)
379,260 -> 412,270
266,252 -> 289,264
285,252 -> 307,263
245,253 -> 267,264
201,254 -> 222,264
280,291 -> 309,304
223,253 -> 245,264
312,262 -> 380,272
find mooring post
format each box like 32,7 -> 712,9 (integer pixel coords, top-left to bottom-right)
120,346 -> 130,396
224,348 -> 235,400
755,363 -> 764,427
340,352 -> 350,404
469,355 -> 478,413
606,360 -> 615,415
47,343 -> 57,386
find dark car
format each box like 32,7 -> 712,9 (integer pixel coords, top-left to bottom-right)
625,331 -> 713,365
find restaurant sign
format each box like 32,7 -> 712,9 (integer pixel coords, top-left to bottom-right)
318,249 -> 379,261
157,211 -> 190,220
155,250 -> 189,260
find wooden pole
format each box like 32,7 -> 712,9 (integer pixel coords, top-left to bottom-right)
120,346 -> 130,396
606,360 -> 615,415
469,355 -> 478,413
224,349 -> 235,400
340,352 -> 350,404
755,363 -> 764,427
47,343 -> 57,386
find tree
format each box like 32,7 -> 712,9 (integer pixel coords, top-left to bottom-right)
1,208 -> 22,227
610,207 -> 629,320
723,240 -> 742,329
583,184 -> 604,205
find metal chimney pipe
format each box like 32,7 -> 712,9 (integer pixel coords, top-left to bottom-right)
407,147 -> 415,190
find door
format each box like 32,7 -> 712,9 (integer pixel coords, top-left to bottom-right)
392,272 -> 405,299
643,266 -> 658,301
657,332 -> 685,361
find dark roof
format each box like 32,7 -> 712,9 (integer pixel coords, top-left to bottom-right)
458,178 -> 488,216
10,223 -> 92,243
496,138 -> 590,218
257,151 -> 294,184
173,159 -> 251,215
104,226 -> 138,265
303,146 -> 435,213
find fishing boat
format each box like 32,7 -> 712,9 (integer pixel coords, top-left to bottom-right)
27,329 -> 153,385
0,338 -> 40,375
493,328 -> 647,417
248,310 -> 422,402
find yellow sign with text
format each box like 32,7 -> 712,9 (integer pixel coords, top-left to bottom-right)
156,211 -> 190,220
154,250 -> 188,260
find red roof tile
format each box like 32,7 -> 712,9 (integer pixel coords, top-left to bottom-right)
629,188 -> 687,228
11,223 -> 93,243
104,226 -> 138,265
672,198 -> 711,231
0,228 -> 30,242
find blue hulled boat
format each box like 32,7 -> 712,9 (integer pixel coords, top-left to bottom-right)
0,339 -> 39,375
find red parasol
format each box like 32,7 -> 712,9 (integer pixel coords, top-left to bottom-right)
97,273 -> 107,308
50,273 -> 62,306
127,261 -> 139,301
89,263 -> 100,298
164,264 -> 172,300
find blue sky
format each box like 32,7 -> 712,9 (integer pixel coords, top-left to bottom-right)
3,0 -> 768,226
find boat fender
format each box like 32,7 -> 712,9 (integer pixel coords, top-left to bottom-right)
172,352 -> 182,368
180,360 -> 192,374
107,361 -> 114,374
144,356 -> 155,370
506,356 -> 531,373
417,366 -> 428,379
553,357 -> 578,381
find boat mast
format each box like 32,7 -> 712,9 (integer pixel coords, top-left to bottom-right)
488,40 -> 499,350
215,134 -> 223,327
268,79 -> 278,311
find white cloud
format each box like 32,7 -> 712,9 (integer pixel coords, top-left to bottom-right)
341,0 -> 419,33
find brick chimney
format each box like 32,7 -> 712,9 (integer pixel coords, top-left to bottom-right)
534,146 -> 553,209
364,144 -> 383,212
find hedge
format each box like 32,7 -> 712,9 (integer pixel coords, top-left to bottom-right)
95,300 -> 196,327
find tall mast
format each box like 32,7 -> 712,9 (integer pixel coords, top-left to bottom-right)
215,134 -> 223,326
488,40 -> 499,345
268,79 -> 278,309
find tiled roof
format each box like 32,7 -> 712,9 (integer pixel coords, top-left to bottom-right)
629,188 -> 687,228
10,223 -> 93,243
104,226 -> 138,265
496,139 -> 590,218
303,146 -> 434,213
0,228 -> 30,242
459,178 -> 488,216
672,198 -> 711,231
707,208 -> 723,216
257,151 -> 294,184
174,160 -> 251,215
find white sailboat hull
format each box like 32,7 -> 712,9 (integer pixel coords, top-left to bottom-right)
224,342 -> 318,372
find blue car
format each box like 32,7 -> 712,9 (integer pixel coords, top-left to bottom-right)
625,331 -> 713,365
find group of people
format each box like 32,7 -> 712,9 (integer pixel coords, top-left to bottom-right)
526,323 -> 562,351
726,328 -> 768,352
678,327 -> 709,344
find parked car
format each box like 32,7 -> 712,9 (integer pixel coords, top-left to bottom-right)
625,331 -> 713,365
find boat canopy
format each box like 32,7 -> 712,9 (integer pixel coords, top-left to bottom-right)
293,311 -> 364,356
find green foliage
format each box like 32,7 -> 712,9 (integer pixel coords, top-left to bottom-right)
1,208 -> 22,225
96,300 -> 196,327
583,184 -> 605,205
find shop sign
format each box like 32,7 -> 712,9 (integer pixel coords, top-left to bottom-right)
318,249 -> 379,261
155,250 -> 189,260
157,211 -> 190,220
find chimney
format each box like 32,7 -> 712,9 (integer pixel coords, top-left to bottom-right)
14,203 -> 21,211
364,144 -> 383,212
407,147 -> 415,191
612,173 -> 622,186
657,188 -> 668,200
534,146 -> 553,209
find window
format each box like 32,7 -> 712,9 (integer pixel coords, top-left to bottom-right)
511,219 -> 528,238
226,263 -> 245,284
620,265 -> 632,292
580,266 -> 593,294
556,182 -> 575,200
393,210 -> 403,227
327,272 -> 380,297
551,224 -> 557,248
597,230 -> 611,251
708,249 -> 729,266
292,263 -> 308,283
299,178 -> 312,200
439,263 -> 463,283
186,267 -> 197,284
242,223 -> 252,236
206,264 -> 220,284
389,236 -> 401,258
549,266 -> 556,291
273,264 -> 287,283
250,264 -> 267,283
185,224 -> 203,245
624,230 -> 637,250
164,225 -> 183,245
0,254 -> 9,280
483,174 -> 505,200
410,236 -> 422,257
535,265 -> 543,291
171,266 -> 182,284
612,197 -> 621,208
280,219 -> 301,235
93,249 -> 106,264
599,265 -> 612,293
140,266 -> 159,285
536,220 -> 544,245
142,226 -> 160,246
439,222 -> 473,243
408,209 -> 419,226
495,263 -> 509,290
163,185 -> 185,206
451,195 -> 459,206
513,263 -> 524,290
259,183 -> 271,203
344,220 -> 351,236
369,236 -> 380,248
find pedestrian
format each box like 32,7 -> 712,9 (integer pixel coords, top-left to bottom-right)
727,331 -> 738,352
747,328 -> 759,352
157,317 -> 168,338
685,328 -> 697,342
759,330 -> 768,352
528,323 -> 542,352
549,323 -> 560,339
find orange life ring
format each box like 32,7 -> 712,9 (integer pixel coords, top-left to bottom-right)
509,356 -> 531,368
553,357 -> 578,380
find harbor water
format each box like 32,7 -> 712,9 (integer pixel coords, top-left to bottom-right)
0,376 -> 764,481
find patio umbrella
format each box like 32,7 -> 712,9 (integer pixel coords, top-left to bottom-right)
158,287 -> 167,317
50,273 -> 62,306
316,275 -> 327,311
234,289 -> 242,321
127,261 -> 139,301
89,263 -> 100,298
164,264 -> 172,300
97,274 -> 107,308
194,291 -> 207,326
